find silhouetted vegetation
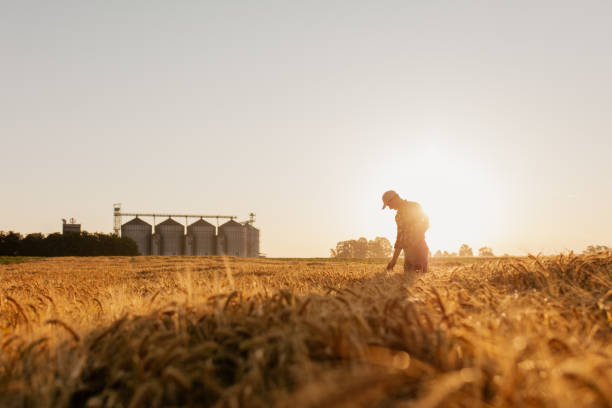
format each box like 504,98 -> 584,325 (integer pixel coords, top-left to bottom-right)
434,244 -> 496,257
583,244 -> 610,255
330,236 -> 392,258
478,246 -> 495,257
0,231 -> 138,257
459,243 -> 474,256
434,250 -> 458,257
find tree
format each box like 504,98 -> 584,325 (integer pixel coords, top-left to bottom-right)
0,231 -> 23,256
434,250 -> 443,258
478,246 -> 494,257
331,236 -> 393,259
0,231 -> 138,257
367,237 -> 392,258
330,240 -> 355,258
583,245 -> 610,255
354,237 -> 368,259
21,233 -> 45,256
459,244 -> 473,257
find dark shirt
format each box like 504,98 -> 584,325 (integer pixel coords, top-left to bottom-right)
395,200 -> 429,249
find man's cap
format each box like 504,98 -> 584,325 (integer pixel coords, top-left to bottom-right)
382,190 -> 399,209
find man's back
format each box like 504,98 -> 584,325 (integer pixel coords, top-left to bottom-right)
395,200 -> 429,248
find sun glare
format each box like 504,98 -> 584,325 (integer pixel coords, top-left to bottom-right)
377,147 -> 505,253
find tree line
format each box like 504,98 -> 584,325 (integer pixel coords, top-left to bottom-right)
330,239 -> 496,259
583,245 -> 610,255
0,231 -> 138,256
434,244 -> 495,257
331,239 -> 611,259
434,244 -> 611,257
330,237 -> 393,258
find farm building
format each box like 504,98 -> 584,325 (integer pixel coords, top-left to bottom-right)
218,220 -> 247,257
118,210 -> 259,257
187,219 -> 216,256
121,217 -> 152,255
156,218 -> 184,256
246,224 -> 260,257
62,218 -> 81,235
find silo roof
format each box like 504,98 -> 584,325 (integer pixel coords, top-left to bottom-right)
188,219 -> 215,228
157,218 -> 184,227
245,223 -> 259,231
219,219 -> 244,228
123,217 -> 151,227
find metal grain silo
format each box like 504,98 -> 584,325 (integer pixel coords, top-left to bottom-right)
218,220 -> 246,257
187,219 -> 216,256
246,224 -> 260,257
156,218 -> 184,255
184,235 -> 194,256
216,234 -> 225,255
121,217 -> 152,255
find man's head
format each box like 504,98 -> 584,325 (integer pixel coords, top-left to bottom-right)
382,190 -> 401,210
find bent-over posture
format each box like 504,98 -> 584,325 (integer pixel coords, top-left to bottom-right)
382,190 -> 429,274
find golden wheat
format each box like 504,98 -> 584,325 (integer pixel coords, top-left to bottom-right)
0,254 -> 610,407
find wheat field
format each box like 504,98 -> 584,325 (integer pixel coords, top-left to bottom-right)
1,254 -> 611,407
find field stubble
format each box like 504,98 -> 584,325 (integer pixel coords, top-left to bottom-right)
0,254 -> 611,407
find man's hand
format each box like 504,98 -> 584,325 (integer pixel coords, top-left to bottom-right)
386,259 -> 396,271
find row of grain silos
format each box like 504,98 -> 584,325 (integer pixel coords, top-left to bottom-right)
121,217 -> 259,257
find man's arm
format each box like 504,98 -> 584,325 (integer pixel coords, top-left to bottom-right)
387,246 -> 402,271
387,220 -> 402,271
387,215 -> 403,271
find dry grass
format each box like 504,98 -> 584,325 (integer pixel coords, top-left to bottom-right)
0,254 -> 611,407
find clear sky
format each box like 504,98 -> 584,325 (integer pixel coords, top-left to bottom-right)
2,1 -> 611,257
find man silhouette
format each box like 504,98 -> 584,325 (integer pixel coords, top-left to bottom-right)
382,190 -> 430,274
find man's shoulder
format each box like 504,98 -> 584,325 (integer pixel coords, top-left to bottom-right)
399,200 -> 421,211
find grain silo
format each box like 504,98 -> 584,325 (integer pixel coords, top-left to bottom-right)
216,234 -> 225,255
121,217 -> 152,255
218,220 -> 246,256
246,224 -> 260,257
187,219 -> 216,255
184,235 -> 194,256
156,218 -> 184,255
